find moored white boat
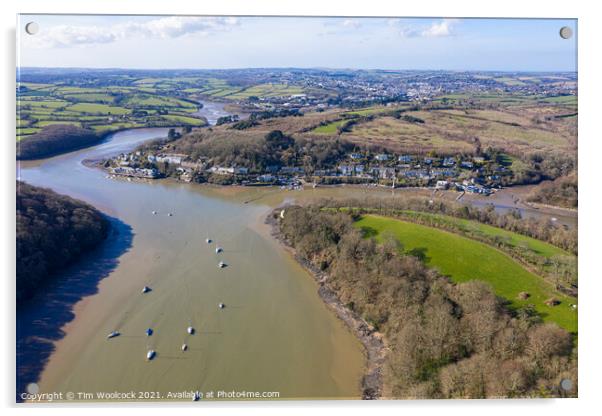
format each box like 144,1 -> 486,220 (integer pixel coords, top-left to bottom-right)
147,350 -> 156,360
107,330 -> 120,339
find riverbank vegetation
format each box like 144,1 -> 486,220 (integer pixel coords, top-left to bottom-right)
527,173 -> 578,209
17,124 -> 102,160
16,182 -> 110,304
277,205 -> 577,398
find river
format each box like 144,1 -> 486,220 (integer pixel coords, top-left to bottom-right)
16,108 -> 365,402
193,100 -> 247,125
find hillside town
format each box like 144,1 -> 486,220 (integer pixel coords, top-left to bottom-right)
205,69 -> 577,111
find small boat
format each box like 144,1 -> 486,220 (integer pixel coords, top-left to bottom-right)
167,213 -> 173,217
218,261 -> 226,268
206,238 -> 212,244
193,391 -> 200,401
182,344 -> 188,352
145,328 -> 153,336
146,350 -> 156,361
218,303 -> 225,309
187,326 -> 195,335
216,247 -> 223,254
107,331 -> 120,339
142,286 -> 151,294
152,211 -> 157,215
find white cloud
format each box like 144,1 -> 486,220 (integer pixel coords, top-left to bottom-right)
391,18 -> 460,38
342,19 -> 362,29
25,16 -> 240,48
421,19 -> 459,37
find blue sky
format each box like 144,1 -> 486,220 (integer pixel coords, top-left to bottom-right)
18,15 -> 577,71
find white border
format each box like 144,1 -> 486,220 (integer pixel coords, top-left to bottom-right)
2,1 -> 601,415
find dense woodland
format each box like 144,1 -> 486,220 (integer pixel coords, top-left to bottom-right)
17,124 -> 101,160
16,182 -> 110,304
278,206 -> 577,398
155,129 -> 355,173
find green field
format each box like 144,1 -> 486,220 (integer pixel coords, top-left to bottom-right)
391,210 -> 571,259
354,214 -> 577,333
121,94 -> 197,110
65,103 -> 131,115
160,114 -> 206,126
312,119 -> 347,134
17,81 -> 207,140
343,107 -> 388,116
35,120 -> 82,127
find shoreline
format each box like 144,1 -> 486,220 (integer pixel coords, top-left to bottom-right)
17,125 -> 186,163
265,208 -> 387,400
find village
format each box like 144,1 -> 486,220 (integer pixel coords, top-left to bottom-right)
104,147 -> 506,195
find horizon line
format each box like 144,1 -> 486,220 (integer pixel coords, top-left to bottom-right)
17,66 -> 577,74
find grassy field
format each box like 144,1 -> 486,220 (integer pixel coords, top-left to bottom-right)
65,103 -> 131,115
387,210 -> 572,259
17,81 -> 208,140
354,214 -> 577,333
312,119 -> 348,134
187,80 -> 306,100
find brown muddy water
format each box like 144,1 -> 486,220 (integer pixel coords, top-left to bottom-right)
17,128 -> 365,402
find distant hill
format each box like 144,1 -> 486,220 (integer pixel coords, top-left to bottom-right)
17,124 -> 102,160
16,181 -> 110,304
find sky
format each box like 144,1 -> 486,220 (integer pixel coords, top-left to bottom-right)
17,15 -> 577,72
